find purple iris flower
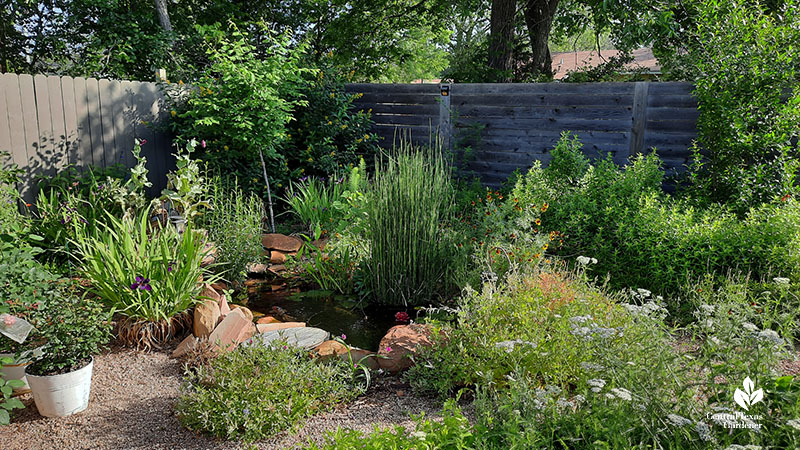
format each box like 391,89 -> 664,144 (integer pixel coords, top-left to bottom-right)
299,176 -> 309,183
130,276 -> 152,291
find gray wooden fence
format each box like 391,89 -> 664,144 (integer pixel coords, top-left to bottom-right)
0,73 -> 173,202
1,75 -> 698,200
346,82 -> 698,186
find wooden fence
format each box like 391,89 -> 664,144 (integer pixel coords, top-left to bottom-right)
346,82 -> 698,186
0,73 -> 172,202
1,75 -> 698,199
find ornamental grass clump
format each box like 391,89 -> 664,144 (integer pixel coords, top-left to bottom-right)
73,211 -> 214,349
363,140 -> 456,306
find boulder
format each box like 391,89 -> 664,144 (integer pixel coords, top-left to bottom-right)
256,316 -> 281,325
172,335 -> 199,358
342,348 -> 380,371
377,324 -> 434,373
219,294 -> 231,317
231,305 -> 253,322
261,233 -> 303,252
247,263 -> 269,275
193,299 -> 220,338
246,327 -> 329,350
208,308 -> 253,352
199,284 -> 222,304
270,250 -> 297,264
312,340 -> 349,362
256,322 -> 305,333
211,281 -> 228,293
269,265 -> 287,274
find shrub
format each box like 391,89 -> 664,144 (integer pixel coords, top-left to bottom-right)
25,287 -> 112,376
177,343 -> 360,442
674,0 -> 800,211
0,234 -> 57,355
362,141 -> 457,305
72,212 -> 214,349
284,60 -> 379,179
407,266 -> 673,398
204,180 -> 264,285
516,133 -> 800,310
163,23 -> 311,197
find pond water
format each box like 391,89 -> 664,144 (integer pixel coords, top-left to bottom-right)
247,286 -> 399,351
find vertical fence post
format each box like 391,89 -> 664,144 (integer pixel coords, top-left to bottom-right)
155,68 -> 167,82
438,83 -> 452,151
629,81 -> 650,158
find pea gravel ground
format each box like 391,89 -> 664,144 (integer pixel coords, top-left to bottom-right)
7,345 -> 443,450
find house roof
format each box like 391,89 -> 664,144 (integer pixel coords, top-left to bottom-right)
551,47 -> 661,80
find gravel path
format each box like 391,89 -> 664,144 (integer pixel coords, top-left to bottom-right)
7,346 -> 443,450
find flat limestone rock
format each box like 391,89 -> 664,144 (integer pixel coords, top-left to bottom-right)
245,327 -> 330,350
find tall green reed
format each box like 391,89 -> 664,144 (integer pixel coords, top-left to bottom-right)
363,139 -> 455,306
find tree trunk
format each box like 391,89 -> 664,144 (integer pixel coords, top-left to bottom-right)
524,0 -> 560,78
153,0 -> 173,33
488,0 -> 517,82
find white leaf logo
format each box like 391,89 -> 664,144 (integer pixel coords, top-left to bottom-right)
734,376 -> 764,410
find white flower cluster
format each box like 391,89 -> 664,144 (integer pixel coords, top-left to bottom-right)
587,378 -> 606,393
787,418 -> 800,430
694,422 -> 713,442
495,339 -> 537,353
772,277 -> 790,285
609,387 -> 632,401
666,413 -> 692,427
571,323 -> 620,340
741,322 -> 759,332
623,301 -> 667,319
757,328 -> 784,346
723,445 -> 762,450
576,256 -> 598,265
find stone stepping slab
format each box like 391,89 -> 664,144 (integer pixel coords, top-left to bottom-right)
245,327 -> 330,350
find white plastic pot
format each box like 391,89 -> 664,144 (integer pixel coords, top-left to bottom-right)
1,347 -> 45,394
25,357 -> 94,418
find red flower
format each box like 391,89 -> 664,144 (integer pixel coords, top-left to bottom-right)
395,311 -> 410,323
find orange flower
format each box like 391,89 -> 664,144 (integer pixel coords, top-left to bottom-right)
535,218 -> 541,226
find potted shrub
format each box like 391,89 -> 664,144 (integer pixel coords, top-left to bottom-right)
24,290 -> 111,418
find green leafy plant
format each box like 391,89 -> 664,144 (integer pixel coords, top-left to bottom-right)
0,356 -> 25,425
176,343 -> 360,442
25,287 -> 112,376
159,139 -> 210,225
293,234 -> 359,295
204,179 -> 264,285
305,398 -> 475,449
72,211 -> 214,349
0,235 -> 56,355
163,22 -> 312,197
30,141 -> 151,262
0,151 -> 24,232
282,177 -> 346,234
363,140 -> 458,306
284,59 -> 379,179
673,0 -> 800,211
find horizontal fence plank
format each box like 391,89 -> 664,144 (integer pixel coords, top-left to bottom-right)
355,103 -> 439,115
459,117 -> 633,132
647,94 -> 698,108
345,83 -> 440,94
372,114 -> 439,126
453,82 -> 636,95
454,93 -> 634,107
455,105 -> 633,120
356,93 -> 440,105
